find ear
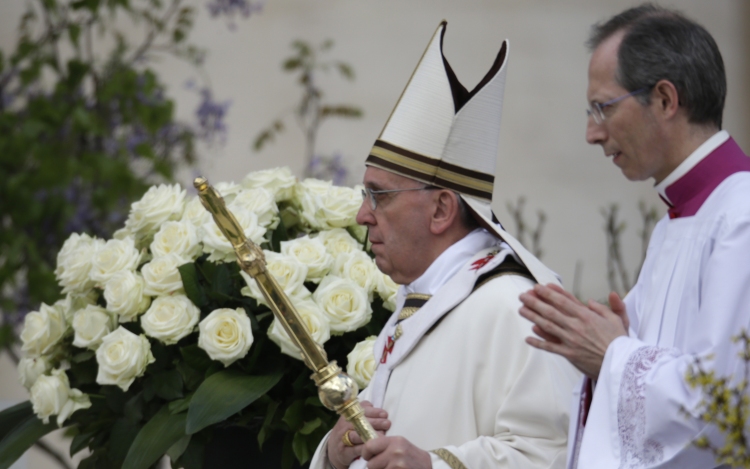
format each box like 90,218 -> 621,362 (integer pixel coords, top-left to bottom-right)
651,79 -> 680,119
430,190 -> 461,235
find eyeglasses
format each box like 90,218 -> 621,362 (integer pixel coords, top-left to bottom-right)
586,87 -> 650,124
361,186 -> 436,210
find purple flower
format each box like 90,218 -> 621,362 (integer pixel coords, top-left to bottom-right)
195,87 -> 231,144
206,0 -> 264,29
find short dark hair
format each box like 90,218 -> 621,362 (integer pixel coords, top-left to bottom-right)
587,3 -> 726,128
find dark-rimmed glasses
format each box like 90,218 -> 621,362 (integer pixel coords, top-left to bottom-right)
361,186 -> 436,210
587,87 -> 650,124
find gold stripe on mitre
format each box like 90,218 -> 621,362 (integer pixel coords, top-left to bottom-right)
367,140 -> 494,201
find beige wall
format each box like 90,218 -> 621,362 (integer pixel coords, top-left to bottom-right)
1,1 -> 747,467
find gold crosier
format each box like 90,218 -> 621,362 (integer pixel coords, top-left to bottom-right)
193,177 -> 378,443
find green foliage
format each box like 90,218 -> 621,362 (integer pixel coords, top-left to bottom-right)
0,412 -> 58,469
0,0 -> 202,347
686,331 -> 750,467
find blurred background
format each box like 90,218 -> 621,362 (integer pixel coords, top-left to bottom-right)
0,0 -> 748,467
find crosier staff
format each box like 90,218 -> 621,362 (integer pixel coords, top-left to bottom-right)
193,176 -> 378,443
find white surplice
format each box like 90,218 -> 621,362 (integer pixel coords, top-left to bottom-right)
311,229 -> 580,469
573,132 -> 750,468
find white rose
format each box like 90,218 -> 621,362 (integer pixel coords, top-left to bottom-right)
104,270 -> 151,322
317,185 -> 362,229
96,327 -> 155,391
268,299 -> 330,359
181,196 -> 211,227
141,294 -> 200,345
346,336 -> 377,389
281,235 -> 333,283
150,220 -> 202,260
72,305 -> 117,350
198,308 -> 253,367
242,167 -> 296,202
31,369 -> 91,426
294,179 -> 331,229
20,303 -> 67,357
55,233 -> 103,293
316,228 -> 362,257
124,184 -> 186,237
213,181 -> 243,204
54,292 -> 98,328
141,253 -> 187,296
312,275 -> 372,334
228,188 -> 279,229
240,251 -> 310,304
376,272 -> 400,312
18,356 -> 52,390
200,209 -> 267,263
89,237 -> 141,285
332,251 -> 379,296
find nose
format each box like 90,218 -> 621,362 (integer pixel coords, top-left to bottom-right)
585,115 -> 607,146
356,196 -> 375,226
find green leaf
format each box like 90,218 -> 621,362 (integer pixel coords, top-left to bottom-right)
0,415 -> 57,469
152,369 -> 184,400
70,429 -> 96,456
282,399 -> 304,430
257,399 -> 279,448
122,406 -> 187,469
298,418 -> 321,435
292,431 -> 311,464
166,434 -> 190,461
168,393 -> 193,415
0,401 -> 32,442
108,418 -> 140,465
186,370 -> 282,435
72,350 -> 95,363
179,263 -> 208,307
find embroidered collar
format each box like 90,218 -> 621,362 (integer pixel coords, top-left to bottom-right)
654,133 -> 750,219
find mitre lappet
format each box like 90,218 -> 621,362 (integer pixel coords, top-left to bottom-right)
366,20 -> 559,286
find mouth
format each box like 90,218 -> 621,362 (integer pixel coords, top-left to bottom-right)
608,151 -> 622,163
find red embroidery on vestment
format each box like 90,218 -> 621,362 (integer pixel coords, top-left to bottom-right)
470,250 -> 498,271
380,336 -> 395,363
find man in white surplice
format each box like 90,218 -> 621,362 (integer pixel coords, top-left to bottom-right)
519,5 -> 750,469
310,21 -> 580,469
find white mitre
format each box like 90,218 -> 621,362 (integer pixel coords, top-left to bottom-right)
365,21 -> 559,286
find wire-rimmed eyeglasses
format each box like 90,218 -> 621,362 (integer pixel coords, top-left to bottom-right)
361,186 -> 436,210
586,87 -> 650,124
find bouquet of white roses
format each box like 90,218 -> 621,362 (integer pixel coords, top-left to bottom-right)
0,167 -> 397,469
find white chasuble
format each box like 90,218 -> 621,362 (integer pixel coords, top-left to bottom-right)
311,229 -> 580,469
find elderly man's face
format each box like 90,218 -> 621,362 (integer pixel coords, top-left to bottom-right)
585,32 -> 671,183
356,167 -> 434,285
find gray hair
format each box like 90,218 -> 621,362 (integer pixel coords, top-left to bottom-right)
587,3 -> 726,129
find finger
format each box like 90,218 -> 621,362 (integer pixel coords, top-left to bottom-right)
608,291 -> 629,330
531,324 -> 563,344
347,418 -> 390,445
361,436 -> 389,461
546,283 -> 585,305
363,405 -> 388,419
525,335 -> 575,358
534,284 -> 588,318
519,305 -> 570,342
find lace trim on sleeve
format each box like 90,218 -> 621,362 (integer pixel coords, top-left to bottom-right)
617,346 -> 672,468
431,448 -> 468,469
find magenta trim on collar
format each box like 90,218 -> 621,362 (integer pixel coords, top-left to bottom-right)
664,138 -> 750,219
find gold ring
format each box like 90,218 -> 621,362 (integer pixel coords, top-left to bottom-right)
341,430 -> 355,447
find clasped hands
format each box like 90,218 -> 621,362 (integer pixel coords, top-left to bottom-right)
519,283 -> 629,379
327,401 -> 432,469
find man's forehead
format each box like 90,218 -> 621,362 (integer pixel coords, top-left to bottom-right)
363,166 -> 422,188
587,31 -> 625,100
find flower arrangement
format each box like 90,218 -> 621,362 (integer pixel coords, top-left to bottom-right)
0,167 -> 397,469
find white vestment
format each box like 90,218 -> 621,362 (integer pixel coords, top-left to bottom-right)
572,132 -> 750,468
312,229 -> 580,469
